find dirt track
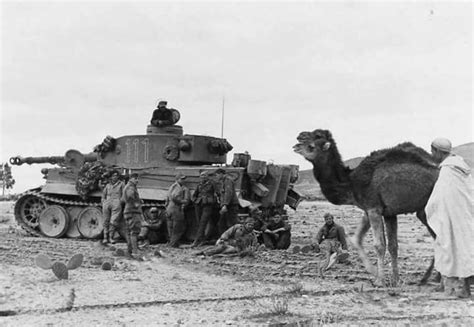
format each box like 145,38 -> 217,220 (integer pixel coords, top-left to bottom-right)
1,201 -> 473,326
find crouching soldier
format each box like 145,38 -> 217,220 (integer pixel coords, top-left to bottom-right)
121,173 -> 142,258
138,207 -> 168,247
196,217 -> 257,256
261,214 -> 292,250
315,213 -> 349,277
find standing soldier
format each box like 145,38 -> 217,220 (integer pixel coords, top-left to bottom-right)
101,170 -> 124,244
215,168 -> 239,235
191,171 -> 218,247
121,173 -> 142,258
166,172 -> 191,248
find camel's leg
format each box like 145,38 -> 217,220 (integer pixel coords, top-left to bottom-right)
384,215 -> 398,285
350,213 -> 376,275
367,209 -> 386,286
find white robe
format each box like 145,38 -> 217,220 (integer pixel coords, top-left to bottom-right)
426,154 -> 474,278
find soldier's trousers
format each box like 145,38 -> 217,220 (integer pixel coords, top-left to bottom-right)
262,230 -> 291,250
217,204 -> 238,236
194,204 -> 214,243
167,204 -> 186,247
102,199 -> 122,235
320,239 -> 343,269
139,225 -> 168,244
124,212 -> 141,254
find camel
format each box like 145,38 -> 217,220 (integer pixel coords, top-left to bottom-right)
293,129 -> 439,285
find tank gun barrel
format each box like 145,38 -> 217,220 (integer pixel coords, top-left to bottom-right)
10,151 -> 97,167
10,156 -> 65,166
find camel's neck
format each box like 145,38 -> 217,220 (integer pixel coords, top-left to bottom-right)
311,152 -> 355,205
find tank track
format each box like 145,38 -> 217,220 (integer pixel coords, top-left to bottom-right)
14,189 -> 163,237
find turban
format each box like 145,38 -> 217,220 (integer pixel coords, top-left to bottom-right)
431,137 -> 452,153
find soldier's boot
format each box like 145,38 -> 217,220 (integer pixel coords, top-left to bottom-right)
102,229 -> 109,244
191,237 -> 202,248
130,235 -> 139,257
109,228 -> 116,244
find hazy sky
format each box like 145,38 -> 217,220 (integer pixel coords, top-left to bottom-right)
1,1 -> 472,193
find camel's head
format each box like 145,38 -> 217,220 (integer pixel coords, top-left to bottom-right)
293,129 -> 333,162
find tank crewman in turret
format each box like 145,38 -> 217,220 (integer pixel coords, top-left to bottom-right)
138,207 -> 168,247
150,100 -> 180,127
191,171 -> 218,247
260,214 -> 292,250
166,172 -> 191,248
101,170 -> 125,244
121,173 -> 143,257
215,168 -> 239,235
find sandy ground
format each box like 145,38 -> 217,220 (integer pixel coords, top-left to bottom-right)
0,200 -> 473,326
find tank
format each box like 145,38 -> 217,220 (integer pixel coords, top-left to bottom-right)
10,105 -> 302,239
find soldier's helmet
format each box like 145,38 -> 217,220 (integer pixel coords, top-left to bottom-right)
157,100 -> 168,108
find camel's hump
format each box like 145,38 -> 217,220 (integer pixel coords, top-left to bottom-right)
351,142 -> 437,186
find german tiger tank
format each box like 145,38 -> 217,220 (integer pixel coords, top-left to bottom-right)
10,103 -> 301,239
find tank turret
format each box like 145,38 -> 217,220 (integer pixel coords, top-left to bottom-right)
11,102 -> 301,240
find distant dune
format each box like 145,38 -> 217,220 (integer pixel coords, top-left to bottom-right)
295,142 -> 474,200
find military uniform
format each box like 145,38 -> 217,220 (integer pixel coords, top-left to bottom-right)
217,175 -> 239,235
121,181 -> 142,255
102,180 -> 125,243
166,180 -> 191,247
201,222 -> 257,256
138,210 -> 168,245
219,223 -> 257,250
191,177 -> 218,246
261,219 -> 292,250
316,222 -> 349,274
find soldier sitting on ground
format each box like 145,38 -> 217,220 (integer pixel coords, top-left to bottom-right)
259,214 -> 292,250
195,217 -> 258,256
138,207 -> 168,247
314,213 -> 349,277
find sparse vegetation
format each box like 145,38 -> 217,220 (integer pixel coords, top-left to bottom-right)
285,282 -> 304,295
315,309 -> 342,325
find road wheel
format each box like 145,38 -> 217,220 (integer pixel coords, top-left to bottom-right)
66,206 -> 83,238
15,194 -> 47,228
38,205 -> 70,238
77,207 -> 104,239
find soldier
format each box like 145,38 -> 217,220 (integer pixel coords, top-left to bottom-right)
196,217 -> 258,256
150,100 -> 180,127
215,168 -> 239,235
101,170 -> 124,244
121,173 -> 142,257
191,171 -> 218,247
138,207 -> 168,247
166,172 -> 191,248
315,213 -> 349,277
261,214 -> 292,250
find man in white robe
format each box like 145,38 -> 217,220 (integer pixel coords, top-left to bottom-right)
426,137 -> 474,298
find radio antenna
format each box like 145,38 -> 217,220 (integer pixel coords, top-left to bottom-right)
220,96 -> 225,138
